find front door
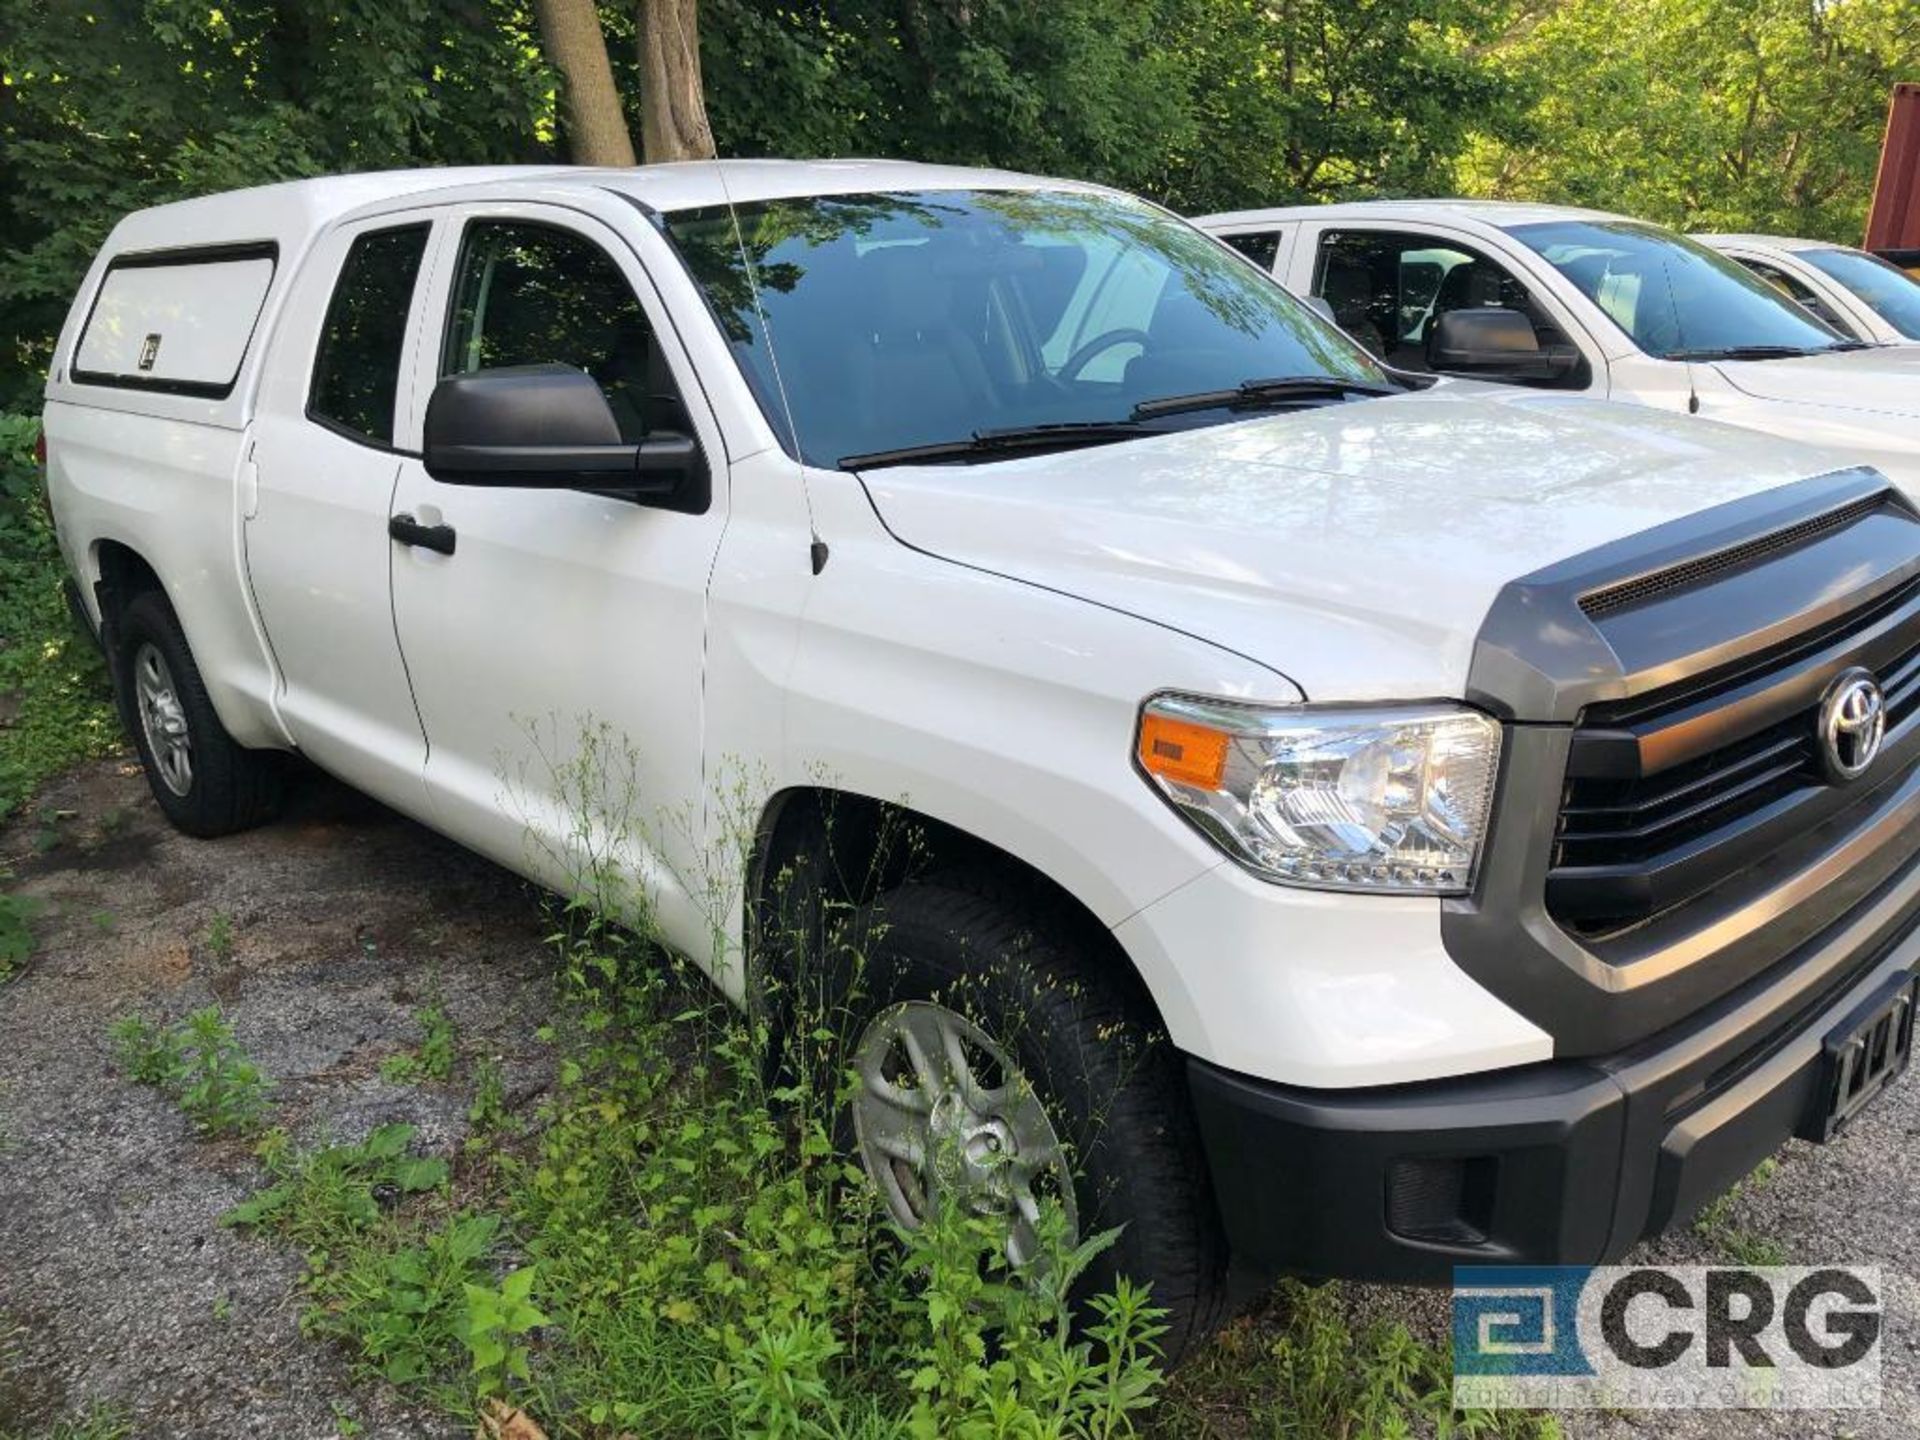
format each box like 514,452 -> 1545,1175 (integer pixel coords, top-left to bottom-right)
245,214 -> 442,813
388,207 -> 729,961
1298,224 -> 1595,390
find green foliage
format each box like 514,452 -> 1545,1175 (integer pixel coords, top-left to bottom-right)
0,1 -> 558,405
895,1207 -> 1166,1440
7,0 -> 1905,414
224,1122 -> 448,1244
462,1264 -> 550,1396
0,877 -> 39,983
111,1006 -> 273,1136
314,1212 -> 504,1388
205,910 -> 236,964
467,1054 -> 511,1140
220,805 -> 1167,1436
0,414 -> 116,818
686,0 -> 1530,216
1460,0 -> 1920,240
225,1124 -> 475,1390
1163,1280 -> 1559,1439
1692,1156 -> 1787,1267
382,998 -> 459,1085
0,1401 -> 135,1440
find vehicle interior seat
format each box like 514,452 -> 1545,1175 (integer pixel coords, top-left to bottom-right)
1319,259 -> 1389,358
841,244 -> 997,457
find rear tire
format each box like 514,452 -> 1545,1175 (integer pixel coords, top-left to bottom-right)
115,590 -> 285,837
838,876 -> 1229,1362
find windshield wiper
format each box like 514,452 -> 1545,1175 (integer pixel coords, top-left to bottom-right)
1129,375 -> 1401,421
839,421 -> 1152,471
1666,344 -> 1825,361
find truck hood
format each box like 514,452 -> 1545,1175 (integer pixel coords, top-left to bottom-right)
1712,346 -> 1920,417
856,385 -> 1858,702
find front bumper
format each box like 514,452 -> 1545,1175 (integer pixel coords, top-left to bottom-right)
1189,876 -> 1920,1282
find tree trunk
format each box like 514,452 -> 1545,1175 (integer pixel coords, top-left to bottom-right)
637,0 -> 716,163
533,0 -> 636,166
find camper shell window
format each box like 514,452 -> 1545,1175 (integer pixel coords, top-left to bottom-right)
72,243 -> 278,398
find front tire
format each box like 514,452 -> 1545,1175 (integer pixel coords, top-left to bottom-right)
115,590 -> 284,837
839,876 -> 1229,1361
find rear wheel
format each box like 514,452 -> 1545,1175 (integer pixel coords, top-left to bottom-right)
115,590 -> 285,836
838,877 -> 1229,1361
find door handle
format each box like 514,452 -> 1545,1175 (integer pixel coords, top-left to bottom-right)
388,513 -> 456,556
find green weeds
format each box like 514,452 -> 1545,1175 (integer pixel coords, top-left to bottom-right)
462,1264 -> 549,1397
109,1006 -> 272,1137
225,1122 -> 447,1244
1163,1281 -> 1559,1439
219,736 -> 1173,1436
0,1402 -> 135,1440
1692,1157 -> 1786,1266
209,731 -> 1549,1437
204,910 -> 235,963
0,414 -> 117,821
381,997 -> 458,1085
225,1124 -> 470,1392
0,881 -> 38,983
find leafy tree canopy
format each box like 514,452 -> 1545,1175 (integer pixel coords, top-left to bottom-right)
1,0 -> 1912,405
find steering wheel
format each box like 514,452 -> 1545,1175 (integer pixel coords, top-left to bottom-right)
1058,328 -> 1151,382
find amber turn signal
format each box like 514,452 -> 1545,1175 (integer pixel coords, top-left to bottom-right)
1138,711 -> 1230,790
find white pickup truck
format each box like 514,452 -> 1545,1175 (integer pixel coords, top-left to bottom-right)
1696,233 -> 1920,346
43,162 -> 1920,1351
1196,200 -> 1920,490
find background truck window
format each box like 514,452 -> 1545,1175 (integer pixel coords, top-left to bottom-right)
1736,257 -> 1859,337
1219,230 -> 1281,271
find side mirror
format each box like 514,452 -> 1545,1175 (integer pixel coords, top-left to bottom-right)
1302,294 -> 1338,325
423,363 -> 708,514
1428,308 -> 1574,382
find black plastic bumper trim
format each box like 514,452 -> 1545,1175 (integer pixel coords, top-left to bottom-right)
1189,925 -> 1920,1284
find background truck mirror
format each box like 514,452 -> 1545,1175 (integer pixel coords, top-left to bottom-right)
1428,307 -> 1574,382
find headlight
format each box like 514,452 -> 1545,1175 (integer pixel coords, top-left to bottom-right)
1135,695 -> 1502,894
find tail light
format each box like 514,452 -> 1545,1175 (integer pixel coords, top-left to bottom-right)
33,427 -> 55,528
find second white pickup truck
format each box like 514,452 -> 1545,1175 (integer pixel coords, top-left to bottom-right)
1198,200 -> 1920,492
44,162 -> 1920,1353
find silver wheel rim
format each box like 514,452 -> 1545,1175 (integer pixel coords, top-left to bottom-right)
133,642 -> 193,797
851,1000 -> 1077,1266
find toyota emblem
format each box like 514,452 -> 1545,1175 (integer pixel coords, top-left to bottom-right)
1818,668 -> 1886,783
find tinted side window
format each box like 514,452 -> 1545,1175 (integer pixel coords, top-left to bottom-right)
1221,230 -> 1281,272
1738,258 -> 1858,336
1313,228 -> 1585,387
309,225 -> 431,444
442,221 -> 681,442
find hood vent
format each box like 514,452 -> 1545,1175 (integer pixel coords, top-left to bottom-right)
1579,493 -> 1889,619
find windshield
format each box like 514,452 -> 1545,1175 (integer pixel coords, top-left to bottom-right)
1800,248 -> 1920,340
1508,219 -> 1850,360
662,188 -> 1387,468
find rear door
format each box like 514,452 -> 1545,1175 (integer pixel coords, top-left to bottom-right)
387,204 -> 729,952
1210,223 -> 1297,279
245,213 -> 442,813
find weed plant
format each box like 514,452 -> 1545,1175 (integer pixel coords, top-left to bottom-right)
110,1005 -> 272,1137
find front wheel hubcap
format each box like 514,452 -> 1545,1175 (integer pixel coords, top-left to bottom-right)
851,1000 -> 1077,1266
133,642 -> 193,797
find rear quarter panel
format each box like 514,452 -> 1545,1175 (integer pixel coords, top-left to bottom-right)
42,399 -> 285,750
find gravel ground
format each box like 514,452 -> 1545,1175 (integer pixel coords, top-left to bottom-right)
0,756 -> 1914,1438
0,757 -> 557,1439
